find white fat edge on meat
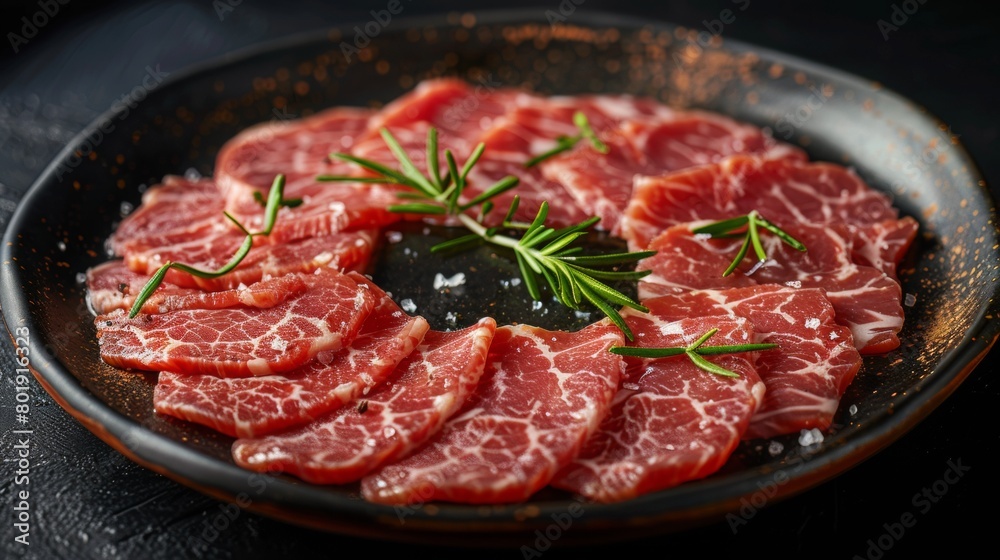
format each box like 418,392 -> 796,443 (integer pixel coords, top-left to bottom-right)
841,309 -> 904,349
750,388 -> 840,422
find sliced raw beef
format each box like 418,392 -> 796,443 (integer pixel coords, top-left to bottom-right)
352,79 -> 526,168
215,106 -> 372,203
552,316 -> 764,502
465,102 -> 593,226
228,181 -> 402,245
854,217 -> 920,279
110,176 -> 223,257
86,260 -> 307,315
472,95 -> 654,228
154,277 -> 429,437
347,81 -> 539,228
461,93 -> 702,228
113,176 -> 379,284
638,220 -> 905,354
621,115 -> 806,170
215,107 -> 402,243
127,228 -> 376,291
637,285 -> 862,439
96,268 -> 375,377
620,155 -> 916,277
233,318 -> 496,483
360,78 -> 526,157
541,113 -> 804,233
361,321 -> 624,504
637,224 -> 758,297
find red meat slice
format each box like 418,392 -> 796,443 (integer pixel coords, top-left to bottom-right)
86,260 -> 307,315
113,177 -> 378,287
464,102 -> 592,227
639,221 -> 905,354
541,114 -> 804,233
854,217 -> 920,279
96,268 -> 375,377
620,155 -> 915,277
127,228 -> 376,291
153,276 -> 429,437
110,176 -> 223,257
461,93 -> 688,228
360,78 -> 525,156
473,95 -> 659,228
361,321 -> 624,504
638,285 -> 862,439
232,318 -> 496,483
353,79 -> 526,167
552,316 -> 764,502
215,107 -> 402,243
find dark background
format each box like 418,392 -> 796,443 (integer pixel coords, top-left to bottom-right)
1,1 -> 997,558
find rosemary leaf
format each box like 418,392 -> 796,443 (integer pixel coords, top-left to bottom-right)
430,233 -> 483,254
757,215 -> 807,252
328,153 -> 418,190
316,174 -> 401,184
515,251 -> 543,300
686,352 -> 741,378
694,211 -> 808,277
577,281 -> 635,341
523,136 -> 578,168
380,127 -> 437,195
427,128 -> 442,191
696,343 -> 778,355
723,233 -> 752,277
609,329 -> 779,378
747,211 -> 768,263
691,215 -> 749,236
558,250 -> 656,266
460,175 -> 519,211
127,174 -> 287,318
573,111 -> 609,154
387,203 -> 447,215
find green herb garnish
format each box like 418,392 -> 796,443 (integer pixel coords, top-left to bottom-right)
691,210 -> 807,277
126,174 -> 287,318
610,328 -> 778,378
253,190 -> 302,209
523,111 -> 609,168
319,127 -> 653,340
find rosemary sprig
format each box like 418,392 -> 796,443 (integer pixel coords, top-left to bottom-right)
253,190 -> 302,209
126,174 -> 287,318
319,127 -> 653,340
691,210 -> 807,277
610,328 -> 778,378
523,111 -> 609,168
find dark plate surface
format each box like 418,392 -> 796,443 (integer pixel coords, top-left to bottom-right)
2,10 -> 998,544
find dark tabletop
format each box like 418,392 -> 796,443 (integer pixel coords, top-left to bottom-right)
1,1 -> 997,558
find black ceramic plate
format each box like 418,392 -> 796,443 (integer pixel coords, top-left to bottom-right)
3,10 -> 998,545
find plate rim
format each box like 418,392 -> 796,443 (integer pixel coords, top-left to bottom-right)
2,7 -> 999,542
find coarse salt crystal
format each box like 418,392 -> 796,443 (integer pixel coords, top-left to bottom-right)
768,441 -> 784,456
433,272 -> 466,290
400,298 -> 417,313
798,428 -> 824,447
